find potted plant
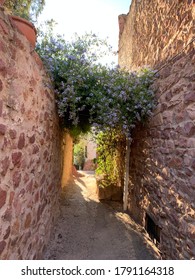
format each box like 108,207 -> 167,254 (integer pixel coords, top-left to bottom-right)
4,0 -> 45,47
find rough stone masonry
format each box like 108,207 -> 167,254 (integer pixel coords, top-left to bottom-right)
118,0 -> 195,259
0,8 -> 63,259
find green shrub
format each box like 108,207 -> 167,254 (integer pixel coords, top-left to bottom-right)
4,0 -> 45,22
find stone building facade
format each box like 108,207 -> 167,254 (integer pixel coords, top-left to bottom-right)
0,8 -> 63,259
118,0 -> 195,259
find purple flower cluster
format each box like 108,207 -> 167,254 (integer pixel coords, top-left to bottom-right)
37,32 -> 156,137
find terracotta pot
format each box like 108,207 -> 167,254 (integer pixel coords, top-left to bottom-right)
0,0 -> 6,5
10,15 -> 37,47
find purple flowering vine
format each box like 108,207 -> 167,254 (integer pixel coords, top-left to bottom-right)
36,31 -> 156,138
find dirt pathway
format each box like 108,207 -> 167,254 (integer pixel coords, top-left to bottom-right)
43,171 -> 159,260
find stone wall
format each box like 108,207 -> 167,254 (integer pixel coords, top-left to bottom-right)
118,0 -> 195,259
0,8 -> 63,259
119,0 -> 194,70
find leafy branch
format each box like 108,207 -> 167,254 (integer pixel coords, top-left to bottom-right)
37,31 -> 156,139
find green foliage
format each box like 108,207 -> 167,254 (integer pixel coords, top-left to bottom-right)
37,31 -> 156,140
68,125 -> 91,139
36,22 -> 156,188
4,0 -> 45,22
73,142 -> 85,169
37,31 -> 114,137
96,130 -> 126,187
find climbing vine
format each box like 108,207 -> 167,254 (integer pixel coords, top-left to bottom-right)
96,130 -> 126,188
37,31 -> 155,138
37,31 -> 156,186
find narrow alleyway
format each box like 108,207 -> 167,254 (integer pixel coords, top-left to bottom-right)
43,172 -> 159,260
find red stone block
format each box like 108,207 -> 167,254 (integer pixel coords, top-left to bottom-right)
20,157 -> 27,169
0,39 -> 6,52
45,89 -> 53,102
0,79 -> 3,92
18,132 -> 25,149
32,144 -> 39,154
12,34 -> 25,50
21,103 -> 25,114
29,77 -> 37,87
167,140 -> 175,149
29,134 -> 35,144
13,171 -> 22,189
11,151 -> 22,166
0,58 -> 6,76
23,173 -> 29,184
184,92 -> 195,104
21,231 -> 31,245
187,149 -> 195,158
32,51 -> 43,69
168,156 -> 183,168
0,188 -> 7,209
187,108 -> 195,121
0,18 -> 9,34
34,191 -> 39,203
0,123 -> 6,135
0,100 -> 2,116
174,111 -> 185,124
13,197 -> 22,216
2,207 -> 12,222
190,176 -> 195,186
191,159 -> 195,170
19,188 -> 25,198
48,184 -> 53,192
0,156 -> 10,176
26,179 -> 33,193
24,213 -> 32,229
187,138 -> 195,148
40,138 -> 44,145
9,192 -> 14,205
43,150 -> 48,159
9,129 -> 17,139
183,122 -> 195,137
37,202 -> 46,221
3,226 -> 10,240
44,112 -> 49,120
175,137 -> 187,148
2,136 -> 9,151
12,220 -> 20,235
0,240 -> 6,255
40,174 -> 46,185
118,14 -> 127,36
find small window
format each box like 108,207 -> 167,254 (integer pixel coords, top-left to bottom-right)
145,213 -> 161,245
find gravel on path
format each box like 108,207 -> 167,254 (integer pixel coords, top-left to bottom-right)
43,171 -> 160,260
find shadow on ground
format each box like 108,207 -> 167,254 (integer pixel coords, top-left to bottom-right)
43,172 -> 160,260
